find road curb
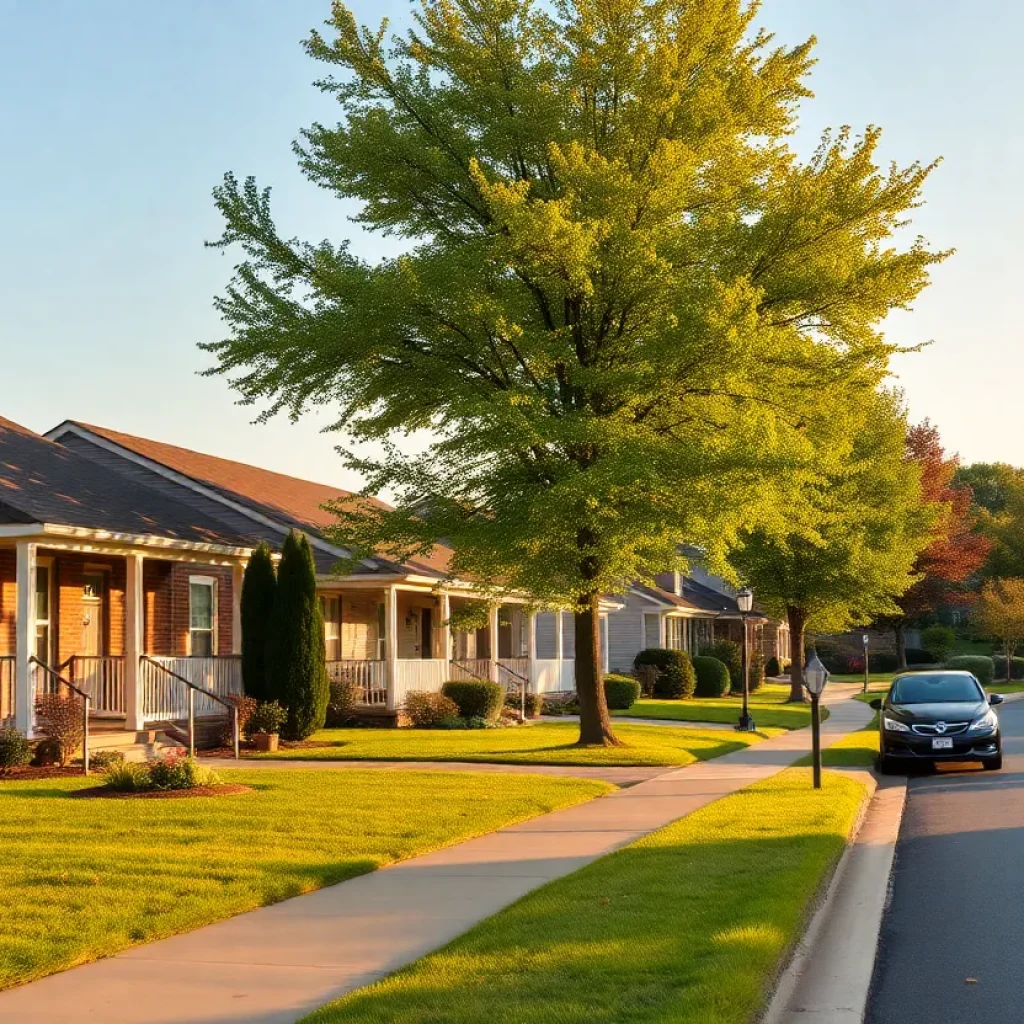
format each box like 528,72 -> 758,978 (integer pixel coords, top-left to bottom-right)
761,771 -> 907,1024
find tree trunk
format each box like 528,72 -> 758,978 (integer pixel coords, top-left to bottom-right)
894,620 -> 907,671
787,606 -> 808,704
574,592 -> 621,746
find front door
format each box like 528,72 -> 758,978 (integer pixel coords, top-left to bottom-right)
421,608 -> 433,659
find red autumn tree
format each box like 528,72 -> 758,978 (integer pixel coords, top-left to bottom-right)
880,421 -> 990,666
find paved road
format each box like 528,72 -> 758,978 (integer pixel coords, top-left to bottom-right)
867,701 -> 1024,1024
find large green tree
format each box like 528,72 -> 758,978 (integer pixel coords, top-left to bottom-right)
240,540 -> 277,700
206,0 -> 943,744
728,391 -> 936,701
956,462 -> 1024,580
265,531 -> 329,739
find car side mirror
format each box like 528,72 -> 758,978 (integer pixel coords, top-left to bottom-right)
869,699 -> 883,710
990,693 -> 1005,706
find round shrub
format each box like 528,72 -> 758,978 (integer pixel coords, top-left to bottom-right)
148,753 -> 220,791
921,624 -> 956,663
326,680 -> 361,727
0,728 -> 31,775
505,689 -> 543,718
699,640 -> 742,691
904,648 -> 934,666
749,654 -> 765,693
765,656 -> 783,678
692,656 -> 730,697
944,655 -> 995,686
633,649 -> 696,699
992,655 -> 1024,681
603,674 -> 641,710
247,700 -> 287,738
869,651 -> 899,673
441,680 -> 505,721
541,692 -> 579,715
403,690 -> 460,727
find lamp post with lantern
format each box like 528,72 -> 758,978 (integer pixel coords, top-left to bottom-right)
736,587 -> 755,732
862,633 -> 870,693
804,652 -> 830,789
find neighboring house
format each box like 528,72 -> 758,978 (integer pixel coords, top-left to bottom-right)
1,417 -> 594,735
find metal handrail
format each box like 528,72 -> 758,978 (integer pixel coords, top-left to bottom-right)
29,656 -> 91,775
451,658 -> 489,682
140,656 -> 239,760
494,661 -> 530,722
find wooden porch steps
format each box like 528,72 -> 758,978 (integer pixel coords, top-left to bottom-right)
86,727 -> 182,762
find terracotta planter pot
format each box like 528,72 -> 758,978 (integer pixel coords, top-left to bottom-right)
253,732 -> 279,753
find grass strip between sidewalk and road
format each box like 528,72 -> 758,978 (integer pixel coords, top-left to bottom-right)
304,768 -> 867,1024
614,692 -> 825,730
0,769 -> 610,990
260,721 -> 783,767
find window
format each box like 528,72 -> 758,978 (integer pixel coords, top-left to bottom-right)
666,617 -> 686,651
34,562 -> 52,664
377,602 -> 387,660
643,613 -> 661,650
321,596 -> 341,661
189,577 -> 216,657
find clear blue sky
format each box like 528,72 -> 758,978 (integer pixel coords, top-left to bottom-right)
1,0 -> 1020,491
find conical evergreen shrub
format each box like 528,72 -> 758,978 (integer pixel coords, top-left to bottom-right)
240,541 -> 277,701
265,530 -> 328,739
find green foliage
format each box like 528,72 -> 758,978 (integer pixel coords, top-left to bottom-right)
603,675 -> 641,710
34,693 -> 84,766
265,531 -> 329,739
441,681 -> 505,722
633,649 -> 696,700
944,655 -> 995,686
765,656 -> 784,678
326,681 -> 361,727
103,761 -> 151,792
992,656 -> 1024,681
247,700 -> 288,737
692,657 -> 730,698
699,640 -> 742,692
0,729 -> 31,774
504,689 -> 543,718
403,690 -> 461,728
921,624 -> 956,662
241,541 -> 276,701
148,753 -> 221,791
904,648 -> 934,666
86,750 -> 125,771
206,0 -> 944,747
956,462 -> 1024,580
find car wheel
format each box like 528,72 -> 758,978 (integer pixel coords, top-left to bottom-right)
984,754 -> 1003,771
876,753 -> 895,775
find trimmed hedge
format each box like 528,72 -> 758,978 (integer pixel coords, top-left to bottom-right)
921,624 -> 956,663
633,648 -> 696,699
944,655 -> 995,686
441,680 -> 505,721
764,656 -> 789,678
692,656 -> 730,697
699,640 -> 742,691
905,648 -> 934,666
992,655 -> 1024,681
603,674 -> 641,710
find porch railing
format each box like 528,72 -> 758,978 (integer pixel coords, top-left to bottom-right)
62,655 -> 126,717
450,658 -> 491,682
29,656 -> 92,774
0,656 -> 14,729
140,656 -> 239,759
139,656 -> 243,723
393,659 -> 447,706
326,660 -> 387,706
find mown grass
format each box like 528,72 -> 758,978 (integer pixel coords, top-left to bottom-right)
615,689 -> 824,730
0,769 -> 610,990
304,769 -> 866,1024
261,721 -> 783,768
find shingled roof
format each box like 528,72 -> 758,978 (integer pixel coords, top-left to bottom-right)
0,417 -> 256,548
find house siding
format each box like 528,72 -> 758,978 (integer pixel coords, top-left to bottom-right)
607,591 -> 651,673
0,549 -> 14,655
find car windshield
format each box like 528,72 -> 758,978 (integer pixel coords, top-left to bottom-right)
889,674 -> 984,705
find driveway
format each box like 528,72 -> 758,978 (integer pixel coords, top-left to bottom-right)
867,700 -> 1024,1023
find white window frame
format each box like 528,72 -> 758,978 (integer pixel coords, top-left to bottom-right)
188,575 -> 218,657
35,556 -> 54,666
321,595 -> 341,662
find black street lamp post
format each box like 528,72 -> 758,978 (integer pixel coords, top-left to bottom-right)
736,587 -> 754,732
804,653 -> 830,789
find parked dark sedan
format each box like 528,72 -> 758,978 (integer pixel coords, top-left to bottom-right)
872,670 -> 1004,773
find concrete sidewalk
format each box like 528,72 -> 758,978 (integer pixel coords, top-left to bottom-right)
0,689 -> 871,1024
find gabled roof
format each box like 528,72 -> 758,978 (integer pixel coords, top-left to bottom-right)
631,578 -> 767,619
47,420 -> 453,578
0,417 -> 256,549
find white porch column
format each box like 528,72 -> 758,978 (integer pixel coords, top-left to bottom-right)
488,604 -> 500,683
555,609 -> 564,690
439,592 -> 451,682
14,541 -> 37,735
527,611 -> 537,689
124,554 -> 145,731
231,562 -> 244,656
385,586 -> 399,710
601,613 -> 610,674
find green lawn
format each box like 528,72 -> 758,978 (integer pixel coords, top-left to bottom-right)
304,768 -> 866,1024
261,721 -> 783,768
0,769 -> 610,990
615,687 -> 823,730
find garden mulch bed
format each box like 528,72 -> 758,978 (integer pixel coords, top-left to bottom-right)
0,766 -> 87,781
68,783 -> 254,800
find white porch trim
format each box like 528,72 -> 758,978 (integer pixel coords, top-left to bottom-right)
14,541 -> 36,735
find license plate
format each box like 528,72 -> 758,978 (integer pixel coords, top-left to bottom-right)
932,737 -> 954,750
